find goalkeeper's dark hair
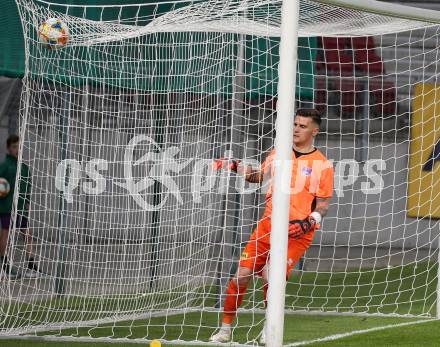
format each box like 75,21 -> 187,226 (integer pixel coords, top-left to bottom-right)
6,134 -> 19,148
295,108 -> 322,127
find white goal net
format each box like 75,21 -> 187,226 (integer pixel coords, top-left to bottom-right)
2,0 -> 440,345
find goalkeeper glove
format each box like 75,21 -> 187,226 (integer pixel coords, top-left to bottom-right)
288,213 -> 321,239
212,158 -> 240,172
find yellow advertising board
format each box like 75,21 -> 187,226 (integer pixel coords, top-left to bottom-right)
408,83 -> 440,218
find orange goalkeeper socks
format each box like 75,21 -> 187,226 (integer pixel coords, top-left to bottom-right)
223,280 -> 247,325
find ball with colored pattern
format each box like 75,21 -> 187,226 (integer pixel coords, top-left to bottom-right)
0,178 -> 10,198
38,18 -> 69,49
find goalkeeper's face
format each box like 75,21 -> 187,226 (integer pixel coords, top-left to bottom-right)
293,116 -> 319,147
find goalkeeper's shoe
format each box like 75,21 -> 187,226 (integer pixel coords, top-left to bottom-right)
28,258 -> 44,273
24,268 -> 41,278
23,258 -> 45,278
209,325 -> 231,343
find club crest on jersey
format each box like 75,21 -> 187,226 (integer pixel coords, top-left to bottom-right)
240,252 -> 248,260
301,167 -> 312,176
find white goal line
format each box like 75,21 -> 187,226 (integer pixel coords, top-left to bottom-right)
285,318 -> 438,347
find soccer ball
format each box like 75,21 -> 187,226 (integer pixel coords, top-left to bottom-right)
38,18 -> 69,49
0,178 -> 10,198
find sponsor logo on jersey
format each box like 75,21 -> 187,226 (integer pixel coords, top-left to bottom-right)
301,167 -> 312,176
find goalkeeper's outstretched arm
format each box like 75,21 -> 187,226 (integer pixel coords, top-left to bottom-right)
212,158 -> 264,183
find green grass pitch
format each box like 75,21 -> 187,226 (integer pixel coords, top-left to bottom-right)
1,261 -> 438,346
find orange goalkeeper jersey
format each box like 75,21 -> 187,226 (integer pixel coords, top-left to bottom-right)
259,148 -> 334,238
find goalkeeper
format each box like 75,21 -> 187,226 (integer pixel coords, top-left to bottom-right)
210,109 -> 334,343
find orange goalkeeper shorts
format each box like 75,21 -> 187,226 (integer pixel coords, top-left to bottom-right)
239,217 -> 312,278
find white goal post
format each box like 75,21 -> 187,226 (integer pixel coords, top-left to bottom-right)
1,0 -> 440,345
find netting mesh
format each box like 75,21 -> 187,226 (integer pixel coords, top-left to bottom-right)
22,0 -> 436,44
1,0 -> 440,345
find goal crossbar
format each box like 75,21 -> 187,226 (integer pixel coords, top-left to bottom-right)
316,0 -> 440,24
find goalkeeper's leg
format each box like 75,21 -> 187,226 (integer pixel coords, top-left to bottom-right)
210,230 -> 270,342
210,267 -> 254,342
223,267 -> 253,324
0,214 -> 13,277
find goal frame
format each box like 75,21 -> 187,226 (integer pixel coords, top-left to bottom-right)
315,0 -> 440,24
270,0 -> 440,345
7,0 -> 440,346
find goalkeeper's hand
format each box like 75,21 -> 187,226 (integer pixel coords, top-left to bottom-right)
212,158 -> 240,172
288,216 -> 318,239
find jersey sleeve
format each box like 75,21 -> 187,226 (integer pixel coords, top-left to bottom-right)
316,160 -> 334,198
260,149 -> 275,176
